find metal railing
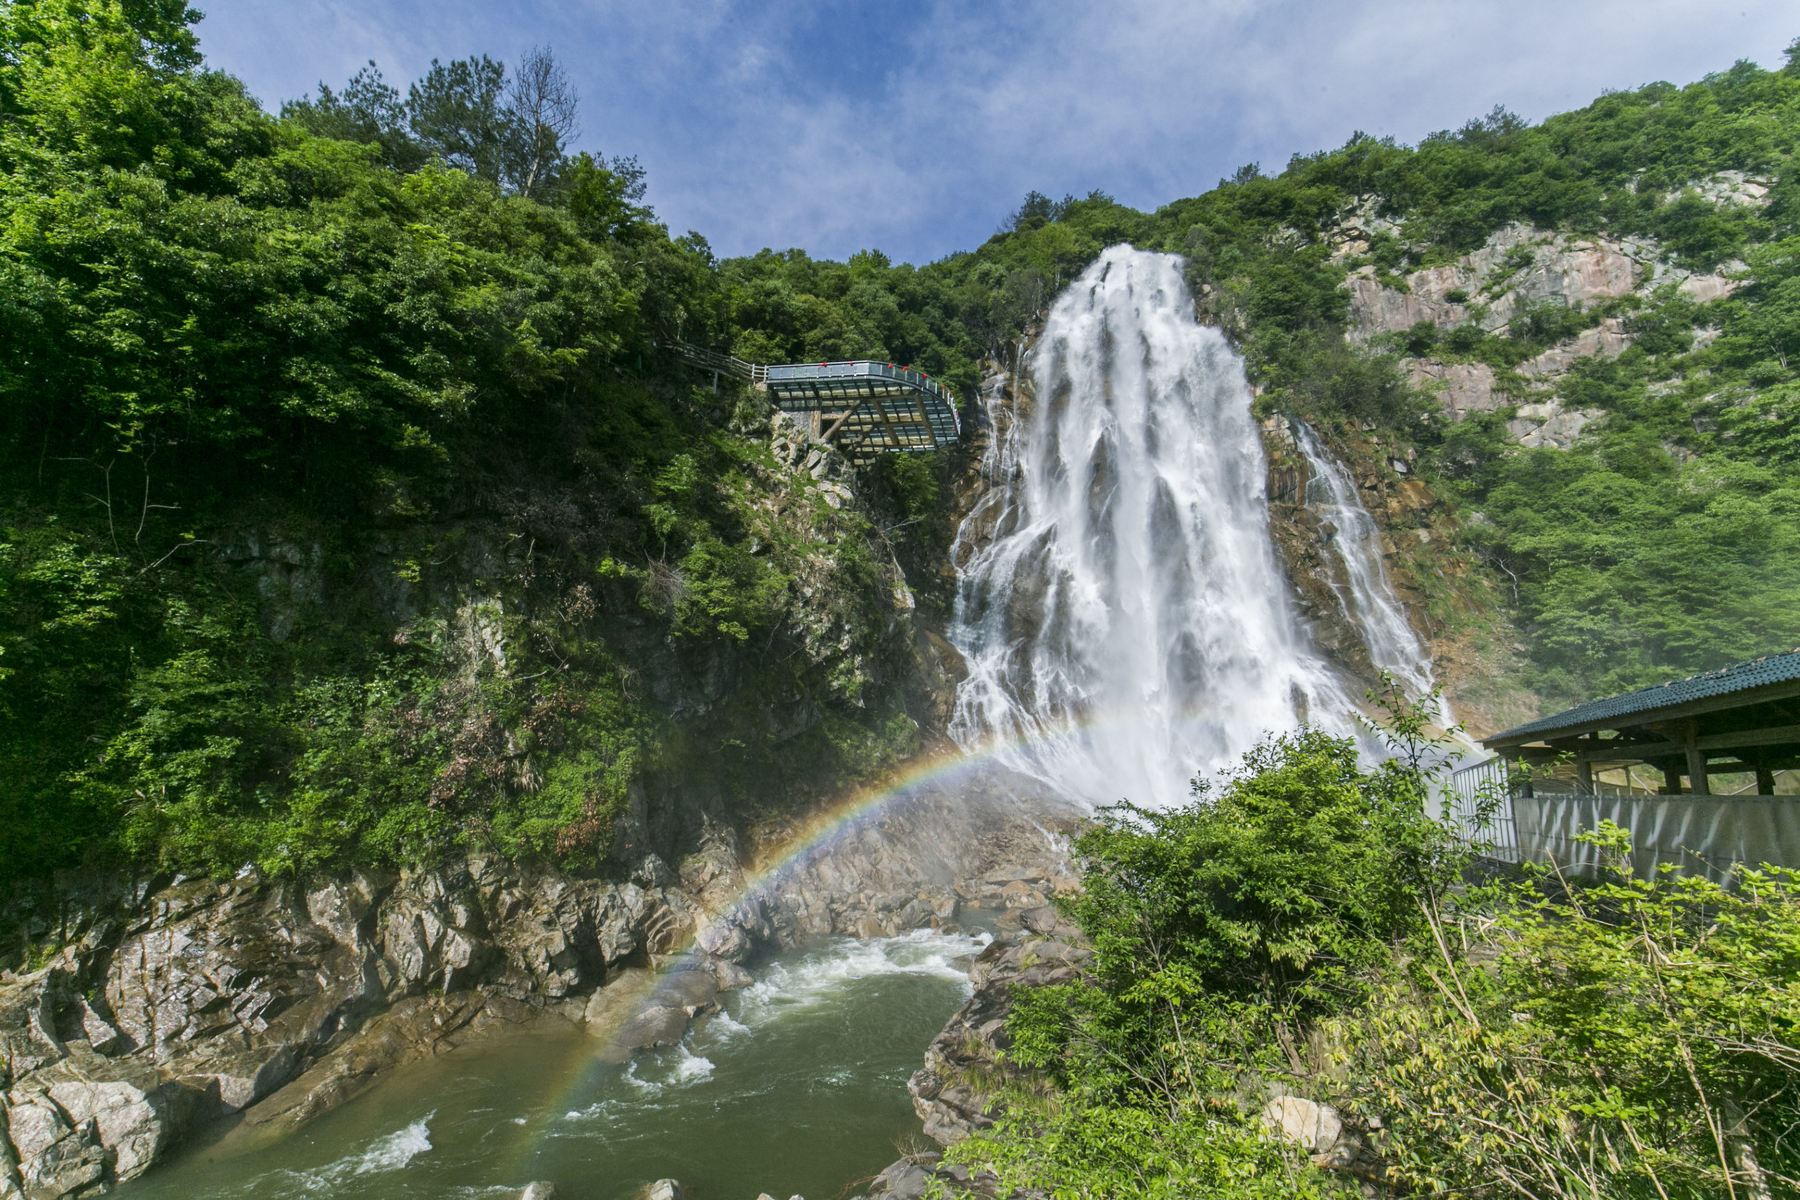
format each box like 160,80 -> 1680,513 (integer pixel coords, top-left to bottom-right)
669,342 -> 765,385
1443,755 -> 1520,862
765,358 -> 956,406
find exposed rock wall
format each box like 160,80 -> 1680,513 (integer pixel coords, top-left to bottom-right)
0,785 -> 1084,1198
0,857 -> 701,1197
0,398 -> 974,1200
847,905 -> 1090,1200
1343,220 -> 1736,344
1341,214 -> 1742,452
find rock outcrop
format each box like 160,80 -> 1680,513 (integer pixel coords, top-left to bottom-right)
1338,213 -> 1743,454
0,777 -> 1085,1198
907,910 -> 1089,1146
0,854 -> 717,1197
1343,220 -> 1737,344
840,908 -> 1090,1200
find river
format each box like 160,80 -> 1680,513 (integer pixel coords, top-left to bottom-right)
118,930 -> 986,1200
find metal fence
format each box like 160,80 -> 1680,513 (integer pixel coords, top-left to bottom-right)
1445,756 -> 1800,882
1443,755 -> 1519,862
669,342 -> 764,385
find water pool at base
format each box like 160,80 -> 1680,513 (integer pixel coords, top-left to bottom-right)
118,930 -> 987,1200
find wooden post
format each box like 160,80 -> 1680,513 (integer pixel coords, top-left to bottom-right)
1684,722 -> 1710,796
1756,756 -> 1778,796
1576,755 -> 1595,795
1661,762 -> 1683,794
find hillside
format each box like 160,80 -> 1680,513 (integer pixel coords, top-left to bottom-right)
5,4 -> 1799,895
722,52 -> 1800,724
0,6 -> 943,902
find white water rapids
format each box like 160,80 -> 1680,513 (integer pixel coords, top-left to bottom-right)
948,245 -> 1356,808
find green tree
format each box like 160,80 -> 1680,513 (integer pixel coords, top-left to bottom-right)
282,60 -> 423,170
406,54 -> 512,184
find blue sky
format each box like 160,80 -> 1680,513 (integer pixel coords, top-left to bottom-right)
198,0 -> 1796,264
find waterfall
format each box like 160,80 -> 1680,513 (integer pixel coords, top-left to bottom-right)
946,245 -> 1350,809
1289,421 -> 1439,707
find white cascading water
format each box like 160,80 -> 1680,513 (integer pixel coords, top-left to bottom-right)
947,246 -> 1351,808
1290,420 -> 1439,706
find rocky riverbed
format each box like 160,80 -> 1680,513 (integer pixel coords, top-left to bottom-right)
850,903 -> 1091,1200
0,786 -> 1077,1199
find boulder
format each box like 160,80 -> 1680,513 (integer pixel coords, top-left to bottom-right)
861,1155 -> 934,1198
180,1040 -> 302,1112
709,960 -> 754,992
42,1071 -> 175,1183
5,1092 -> 105,1198
1262,1094 -> 1341,1153
641,1180 -> 683,1200
656,965 -> 719,1014
605,1006 -> 690,1063
694,917 -> 754,963
1261,1094 -> 1360,1169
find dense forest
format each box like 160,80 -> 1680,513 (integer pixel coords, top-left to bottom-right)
0,1 -> 921,894
4,0 -> 1800,901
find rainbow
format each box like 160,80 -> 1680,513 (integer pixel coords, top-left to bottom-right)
503,693 -> 1417,1172
500,718 -> 1114,1171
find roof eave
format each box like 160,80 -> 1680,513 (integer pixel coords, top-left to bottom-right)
1482,677 -> 1800,751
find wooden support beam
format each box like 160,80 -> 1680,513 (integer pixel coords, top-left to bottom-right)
1684,721 -> 1710,796
871,395 -> 906,451
1553,721 -> 1800,763
1662,763 -> 1683,794
820,407 -> 859,441
1576,755 -> 1594,794
1701,722 -> 1800,752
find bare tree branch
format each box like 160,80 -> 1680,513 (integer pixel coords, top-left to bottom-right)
506,45 -> 578,197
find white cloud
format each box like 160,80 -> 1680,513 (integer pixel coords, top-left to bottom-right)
198,0 -> 1796,261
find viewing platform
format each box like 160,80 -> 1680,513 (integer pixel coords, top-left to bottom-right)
672,344 -> 960,462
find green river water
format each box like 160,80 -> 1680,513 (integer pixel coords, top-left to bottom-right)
116,929 -> 988,1200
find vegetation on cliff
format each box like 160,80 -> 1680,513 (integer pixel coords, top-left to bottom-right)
0,1 -> 920,897
936,696 -> 1800,1197
720,44 -> 1800,707
5,1 -> 1800,899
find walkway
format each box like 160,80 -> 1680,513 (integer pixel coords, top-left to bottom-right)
672,344 -> 960,461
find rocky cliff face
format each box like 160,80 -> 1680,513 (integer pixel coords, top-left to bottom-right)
0,789 -> 1080,1199
1339,207 -> 1744,449
1253,188 -> 1768,732
845,900 -> 1089,1200
0,856 -> 696,1197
